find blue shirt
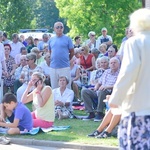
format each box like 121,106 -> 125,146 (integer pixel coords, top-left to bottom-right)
37,41 -> 49,51
15,103 -> 33,130
49,34 -> 73,68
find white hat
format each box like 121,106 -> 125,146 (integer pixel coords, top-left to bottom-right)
101,27 -> 107,32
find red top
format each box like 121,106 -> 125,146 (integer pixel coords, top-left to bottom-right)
80,54 -> 94,70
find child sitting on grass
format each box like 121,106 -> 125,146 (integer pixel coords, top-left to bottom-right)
0,93 -> 33,135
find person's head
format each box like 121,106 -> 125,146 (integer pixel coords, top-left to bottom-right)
44,52 -> 51,64
42,33 -> 49,42
34,38 -> 39,46
20,55 -> 27,66
2,93 -> 17,111
3,32 -> 7,41
26,53 -> 37,64
99,43 -> 107,54
96,56 -> 109,70
4,44 -> 11,55
12,33 -> 19,43
74,36 -> 81,44
43,43 -> 49,53
91,48 -> 99,59
88,31 -> 96,39
109,57 -> 120,72
54,22 -> 64,36
129,8 -> 150,35
20,47 -> 27,55
101,27 -> 107,36
58,76 -> 69,87
81,45 -> 89,55
108,44 -> 118,58
74,48 -> 81,58
31,72 -> 45,87
27,36 -> 34,45
0,31 -> 3,42
31,47 -> 40,58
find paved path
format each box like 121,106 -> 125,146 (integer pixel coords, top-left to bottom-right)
0,144 -> 78,150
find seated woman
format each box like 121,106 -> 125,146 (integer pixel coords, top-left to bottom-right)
16,53 -> 43,102
98,43 -> 107,58
88,95 -> 121,138
70,57 -> 81,100
53,76 -> 74,120
21,72 -> 55,128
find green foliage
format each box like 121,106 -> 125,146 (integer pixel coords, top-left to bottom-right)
32,0 -> 69,33
0,0 -> 34,36
55,0 -> 142,45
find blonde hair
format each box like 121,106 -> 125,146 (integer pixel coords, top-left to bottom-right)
129,8 -> 150,34
32,72 -> 45,82
99,43 -> 107,50
31,47 -> 40,53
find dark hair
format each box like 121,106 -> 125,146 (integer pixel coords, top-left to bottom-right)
111,44 -> 118,53
2,93 -> 17,104
4,44 -> 11,51
20,47 -> 27,53
3,32 -> 7,38
74,36 -> 80,41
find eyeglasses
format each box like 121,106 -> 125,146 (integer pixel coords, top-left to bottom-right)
81,49 -> 84,51
4,48 -> 10,50
91,35 -> 95,36
102,30 -> 106,32
21,59 -> 26,61
26,59 -> 32,61
108,50 -> 113,53
55,26 -> 63,29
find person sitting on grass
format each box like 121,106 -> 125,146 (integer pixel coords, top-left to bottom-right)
21,72 -> 55,128
88,98 -> 121,138
53,76 -> 74,120
0,93 -> 32,135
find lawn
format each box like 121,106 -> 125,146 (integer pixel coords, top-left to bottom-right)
3,103 -> 119,147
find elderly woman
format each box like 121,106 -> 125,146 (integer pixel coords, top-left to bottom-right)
16,53 -> 43,102
109,8 -> 150,149
107,44 -> 118,59
2,44 -> 16,94
31,47 -> 44,65
53,76 -> 74,119
98,43 -> 107,58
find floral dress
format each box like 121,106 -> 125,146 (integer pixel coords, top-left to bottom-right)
2,55 -> 16,87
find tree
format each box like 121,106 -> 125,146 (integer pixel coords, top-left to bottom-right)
55,0 -> 142,45
33,0 -> 69,33
0,0 -> 34,36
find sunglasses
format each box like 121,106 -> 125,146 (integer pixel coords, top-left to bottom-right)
55,26 -> 63,29
81,49 -> 84,51
91,35 -> 95,36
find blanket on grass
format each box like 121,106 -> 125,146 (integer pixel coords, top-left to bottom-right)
0,126 -> 70,135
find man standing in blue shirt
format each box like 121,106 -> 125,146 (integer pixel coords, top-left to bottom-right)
49,22 -> 74,89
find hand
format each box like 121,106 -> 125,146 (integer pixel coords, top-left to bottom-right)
0,116 -> 5,123
36,80 -> 43,91
99,85 -> 107,91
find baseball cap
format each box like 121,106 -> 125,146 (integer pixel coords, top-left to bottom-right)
101,27 -> 107,32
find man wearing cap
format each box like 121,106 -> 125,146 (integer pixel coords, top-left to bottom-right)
84,31 -> 98,51
97,27 -> 113,49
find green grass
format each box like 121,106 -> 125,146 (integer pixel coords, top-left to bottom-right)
3,103 -> 119,147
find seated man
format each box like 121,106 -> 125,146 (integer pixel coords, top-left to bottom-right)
0,93 -> 33,135
81,57 -> 120,121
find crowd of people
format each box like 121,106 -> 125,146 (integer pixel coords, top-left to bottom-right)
0,8 -> 149,149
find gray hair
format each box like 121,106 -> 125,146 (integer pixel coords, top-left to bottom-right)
129,8 -> 150,34
95,56 -> 109,69
26,53 -> 37,62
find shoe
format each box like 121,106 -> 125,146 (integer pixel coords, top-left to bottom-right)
0,136 -> 10,145
94,113 -> 104,122
96,131 -> 111,138
87,130 -> 101,137
82,113 -> 95,121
